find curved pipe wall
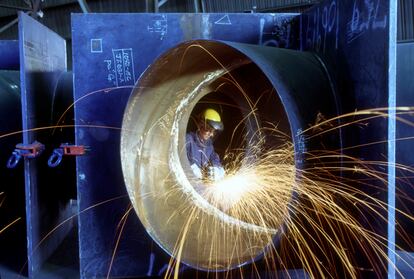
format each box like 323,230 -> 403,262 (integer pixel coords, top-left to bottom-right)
120,40 -> 341,271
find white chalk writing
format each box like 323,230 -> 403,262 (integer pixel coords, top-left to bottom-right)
90,38 -> 103,53
304,0 -> 338,52
214,14 -> 231,25
105,48 -> 136,87
296,128 -> 306,164
148,15 -> 168,40
347,0 -> 387,44
103,59 -> 116,85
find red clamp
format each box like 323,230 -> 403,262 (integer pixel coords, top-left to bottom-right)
60,144 -> 87,156
7,141 -> 45,168
15,141 -> 45,158
48,144 -> 88,167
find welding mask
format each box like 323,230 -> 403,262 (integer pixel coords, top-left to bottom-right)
198,108 -> 224,142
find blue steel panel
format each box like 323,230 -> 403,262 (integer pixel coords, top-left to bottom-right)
18,12 -> 75,277
0,41 -> 19,70
396,42 -> 414,253
72,13 -> 299,278
301,0 -> 395,277
301,0 -> 390,108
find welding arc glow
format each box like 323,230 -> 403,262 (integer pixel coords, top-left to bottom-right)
205,171 -> 259,207
199,142 -> 295,226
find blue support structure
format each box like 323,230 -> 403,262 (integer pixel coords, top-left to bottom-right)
396,41 -> 414,279
18,12 -> 76,277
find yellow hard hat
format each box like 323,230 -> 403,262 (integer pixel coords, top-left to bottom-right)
202,108 -> 224,131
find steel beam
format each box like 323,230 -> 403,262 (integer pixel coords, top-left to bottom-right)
0,4 -> 31,11
77,0 -> 91,13
193,0 -> 202,13
145,0 -> 157,12
158,0 -> 168,8
18,12 -> 74,277
256,3 -> 314,12
0,17 -> 19,34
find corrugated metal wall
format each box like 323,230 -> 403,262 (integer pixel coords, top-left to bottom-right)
37,0 -> 147,39
1,0 -> 413,41
0,0 -> 29,17
0,0 -> 318,40
159,0 -> 197,12
146,0 -> 317,13
398,0 -> 414,41
202,0 -> 319,12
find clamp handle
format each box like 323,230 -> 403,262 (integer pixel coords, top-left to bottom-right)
6,151 -> 22,169
47,149 -> 64,168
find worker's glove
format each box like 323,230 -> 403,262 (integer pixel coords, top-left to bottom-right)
190,164 -> 202,179
211,166 -> 225,181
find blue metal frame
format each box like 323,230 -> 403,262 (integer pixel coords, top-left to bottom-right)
18,12 -> 75,277
396,41 -> 414,278
388,1 -> 398,277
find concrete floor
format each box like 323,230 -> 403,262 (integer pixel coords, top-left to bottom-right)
1,228 -> 414,279
0,224 -> 79,279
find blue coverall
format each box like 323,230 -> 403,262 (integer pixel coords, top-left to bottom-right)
186,131 -> 222,169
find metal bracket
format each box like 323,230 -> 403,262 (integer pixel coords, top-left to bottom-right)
6,141 -> 45,169
48,143 -> 87,168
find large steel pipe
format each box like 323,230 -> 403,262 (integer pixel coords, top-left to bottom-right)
121,40 -> 340,271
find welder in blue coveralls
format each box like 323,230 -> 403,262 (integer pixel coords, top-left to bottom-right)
186,108 -> 226,182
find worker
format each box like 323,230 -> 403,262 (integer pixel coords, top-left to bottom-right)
186,108 -> 225,182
